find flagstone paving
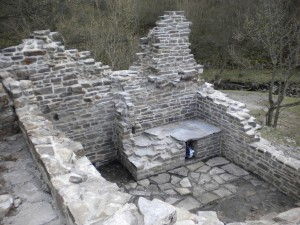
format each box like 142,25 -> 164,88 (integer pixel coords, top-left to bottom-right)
99,157 -> 297,223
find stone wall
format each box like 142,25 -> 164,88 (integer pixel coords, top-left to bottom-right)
1,10 -> 299,202
112,11 -> 207,179
130,11 -> 203,84
0,30 -> 115,164
193,132 -> 221,160
197,83 -> 300,200
0,71 -> 224,225
30,68 -> 115,164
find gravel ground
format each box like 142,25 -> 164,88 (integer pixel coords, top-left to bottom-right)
0,134 -> 65,225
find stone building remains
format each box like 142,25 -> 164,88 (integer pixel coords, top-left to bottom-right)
0,11 -> 299,225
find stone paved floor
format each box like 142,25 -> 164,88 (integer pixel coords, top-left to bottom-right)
100,157 -> 297,223
0,134 -> 65,225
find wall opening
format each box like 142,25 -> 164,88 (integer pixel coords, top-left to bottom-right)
53,113 -> 59,121
185,141 -> 195,159
131,126 -> 136,134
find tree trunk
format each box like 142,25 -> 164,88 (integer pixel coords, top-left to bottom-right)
266,105 -> 277,126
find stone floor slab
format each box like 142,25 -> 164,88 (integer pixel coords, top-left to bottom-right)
165,197 -> 181,205
196,165 -> 211,173
189,172 -> 200,183
224,184 -> 238,193
164,189 -> 177,195
149,173 -> 170,184
186,162 -> 205,171
204,181 -> 220,192
198,174 -> 212,185
175,197 -> 202,211
180,177 -> 192,188
175,188 -> 191,196
129,190 -> 151,197
146,184 -> 159,192
169,167 -> 189,177
206,157 -> 230,167
197,192 -> 220,205
220,173 -> 238,182
158,183 -> 176,190
221,164 -> 249,177
171,175 -> 181,185
212,175 -> 226,184
249,179 -> 263,187
137,178 -> 150,187
209,167 -> 225,175
214,187 -> 233,198
192,186 -> 206,198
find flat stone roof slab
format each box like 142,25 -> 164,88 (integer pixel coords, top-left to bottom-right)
144,119 -> 221,142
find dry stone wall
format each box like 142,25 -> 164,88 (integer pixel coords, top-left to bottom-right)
197,83 -> 300,200
194,132 -> 221,159
0,30 -> 115,164
112,12 -> 206,179
131,11 -> 203,85
0,10 -> 300,203
0,71 -> 224,225
113,11 -> 204,139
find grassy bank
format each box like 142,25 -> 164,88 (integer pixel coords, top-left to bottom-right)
222,90 -> 300,147
202,69 -> 300,84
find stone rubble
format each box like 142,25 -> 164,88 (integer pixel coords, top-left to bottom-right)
0,194 -> 13,220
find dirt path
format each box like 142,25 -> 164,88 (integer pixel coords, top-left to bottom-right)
0,134 -> 65,225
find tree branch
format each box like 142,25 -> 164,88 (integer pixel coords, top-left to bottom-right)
279,100 -> 300,109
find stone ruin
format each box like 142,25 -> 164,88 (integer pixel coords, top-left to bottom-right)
0,11 -> 300,225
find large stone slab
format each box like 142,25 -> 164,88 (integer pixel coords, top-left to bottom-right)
169,167 -> 189,177
221,163 -> 249,176
209,167 -> 225,175
149,173 -> 170,184
196,211 -> 223,225
197,192 -> 220,205
213,187 -> 233,198
175,188 -> 191,196
138,198 -> 177,225
206,157 -> 230,167
102,203 -> 143,225
180,177 -> 192,188
273,208 -> 300,223
0,194 -> 13,220
198,173 -> 212,185
220,173 -> 238,182
196,165 -> 211,173
175,197 -> 202,211
145,119 -> 221,142
186,161 -> 205,171
134,135 -> 152,147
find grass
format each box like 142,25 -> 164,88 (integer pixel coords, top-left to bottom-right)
222,90 -> 300,147
202,69 -> 300,84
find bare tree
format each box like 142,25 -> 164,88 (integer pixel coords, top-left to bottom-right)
232,0 -> 300,127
